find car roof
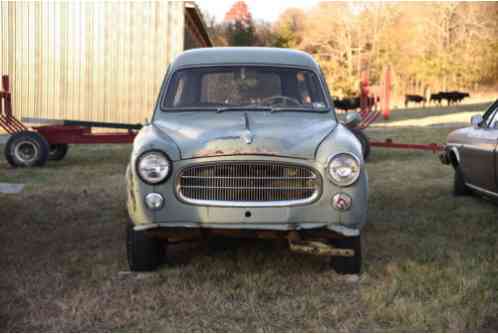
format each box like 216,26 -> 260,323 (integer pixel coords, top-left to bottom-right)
170,47 -> 321,71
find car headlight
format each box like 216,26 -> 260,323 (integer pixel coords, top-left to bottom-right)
136,151 -> 171,184
327,153 -> 361,186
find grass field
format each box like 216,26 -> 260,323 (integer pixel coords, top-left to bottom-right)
1,103 -> 497,332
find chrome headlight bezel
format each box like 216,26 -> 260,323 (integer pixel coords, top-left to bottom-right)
326,152 -> 361,186
136,150 -> 172,185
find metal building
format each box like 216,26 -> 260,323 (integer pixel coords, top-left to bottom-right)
0,1 -> 211,125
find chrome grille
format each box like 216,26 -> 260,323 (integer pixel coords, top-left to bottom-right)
176,161 -> 321,206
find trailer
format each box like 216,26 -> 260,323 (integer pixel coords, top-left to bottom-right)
347,67 -> 444,159
1,75 -> 140,167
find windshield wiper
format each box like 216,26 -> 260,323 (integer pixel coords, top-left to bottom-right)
216,105 -> 273,113
215,105 -> 330,113
269,107 -> 330,113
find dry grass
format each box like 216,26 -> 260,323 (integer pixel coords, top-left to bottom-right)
1,104 -> 497,332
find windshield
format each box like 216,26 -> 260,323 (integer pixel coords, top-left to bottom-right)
162,66 -> 328,111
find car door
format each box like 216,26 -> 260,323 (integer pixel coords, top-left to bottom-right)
460,101 -> 498,194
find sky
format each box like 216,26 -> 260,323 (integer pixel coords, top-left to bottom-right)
195,0 -> 320,23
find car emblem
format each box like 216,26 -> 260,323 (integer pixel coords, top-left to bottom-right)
241,130 -> 254,144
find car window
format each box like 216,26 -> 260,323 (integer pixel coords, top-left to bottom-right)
162,66 -> 327,110
200,70 -> 282,105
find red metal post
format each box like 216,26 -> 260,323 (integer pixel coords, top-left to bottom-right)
2,75 -> 11,118
381,66 -> 391,120
359,71 -> 369,117
0,75 -> 29,134
2,75 -> 9,92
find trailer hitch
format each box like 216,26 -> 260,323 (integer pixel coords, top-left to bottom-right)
288,239 -> 354,257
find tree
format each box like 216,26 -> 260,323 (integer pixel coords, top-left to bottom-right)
272,8 -> 305,48
224,1 -> 256,46
269,2 -> 498,98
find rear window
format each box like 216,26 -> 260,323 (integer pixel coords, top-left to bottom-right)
162,66 -> 327,110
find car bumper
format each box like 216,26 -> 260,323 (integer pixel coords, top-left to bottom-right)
133,222 -> 361,237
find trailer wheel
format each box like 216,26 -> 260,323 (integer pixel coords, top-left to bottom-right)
4,131 -> 49,167
350,128 -> 370,161
127,224 -> 163,271
48,144 -> 69,161
330,235 -> 362,275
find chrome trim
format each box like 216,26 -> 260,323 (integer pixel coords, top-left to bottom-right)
465,183 -> 498,198
133,223 -> 159,231
326,152 -> 361,186
144,222 -> 361,236
135,150 -> 172,185
144,193 -> 165,211
175,160 -> 322,207
327,224 -> 360,237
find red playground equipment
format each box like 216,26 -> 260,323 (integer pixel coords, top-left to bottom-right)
1,75 -> 140,167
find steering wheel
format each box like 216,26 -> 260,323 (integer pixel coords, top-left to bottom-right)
261,95 -> 301,106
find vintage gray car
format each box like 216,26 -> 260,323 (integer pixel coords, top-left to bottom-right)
441,100 -> 498,197
126,47 -> 368,274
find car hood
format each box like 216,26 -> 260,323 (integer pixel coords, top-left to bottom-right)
153,111 -> 337,160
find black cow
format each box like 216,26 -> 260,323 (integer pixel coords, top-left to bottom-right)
447,91 -> 470,105
405,94 -> 426,108
334,97 -> 360,112
436,91 -> 470,106
430,93 -> 443,105
334,96 -> 377,112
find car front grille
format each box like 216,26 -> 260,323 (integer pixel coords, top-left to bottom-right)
176,161 -> 321,207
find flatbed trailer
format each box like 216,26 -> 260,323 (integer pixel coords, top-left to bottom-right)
1,75 -> 140,167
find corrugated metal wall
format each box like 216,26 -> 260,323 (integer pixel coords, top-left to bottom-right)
0,1 -> 185,124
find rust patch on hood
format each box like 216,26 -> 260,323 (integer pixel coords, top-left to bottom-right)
192,147 -> 280,158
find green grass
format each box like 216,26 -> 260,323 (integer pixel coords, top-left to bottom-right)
1,105 -> 497,331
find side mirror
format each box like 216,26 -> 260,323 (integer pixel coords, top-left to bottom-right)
344,111 -> 362,128
470,114 -> 483,128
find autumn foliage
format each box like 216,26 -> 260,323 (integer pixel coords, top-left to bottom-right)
204,2 -> 498,99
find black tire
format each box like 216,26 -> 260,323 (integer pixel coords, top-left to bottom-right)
350,128 -> 370,161
454,166 -> 471,196
4,131 -> 49,167
48,144 -> 69,161
330,235 -> 362,275
126,224 -> 162,271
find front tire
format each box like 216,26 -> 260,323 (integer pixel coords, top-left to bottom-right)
330,235 -> 362,275
126,224 -> 162,271
454,166 -> 471,196
4,131 -> 49,167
